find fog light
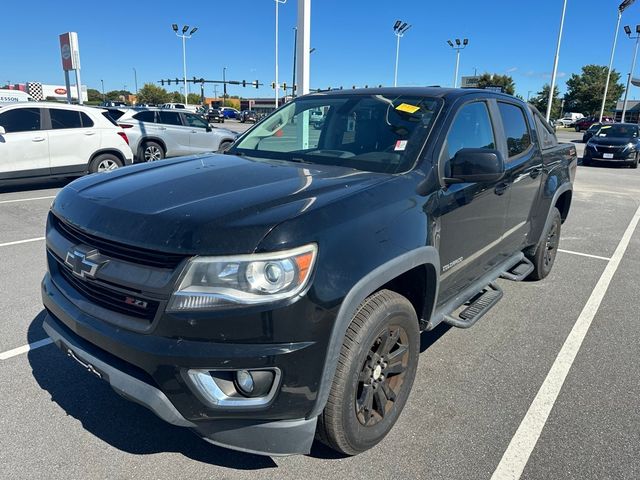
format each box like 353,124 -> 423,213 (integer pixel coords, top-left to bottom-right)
235,370 -> 255,395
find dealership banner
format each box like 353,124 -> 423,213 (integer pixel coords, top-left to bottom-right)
59,32 -> 80,71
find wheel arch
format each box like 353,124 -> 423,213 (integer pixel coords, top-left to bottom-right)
308,246 -> 439,418
87,149 -> 127,172
137,137 -> 167,158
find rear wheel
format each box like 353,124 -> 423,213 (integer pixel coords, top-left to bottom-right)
316,290 -> 420,455
526,207 -> 561,280
89,153 -> 123,173
141,141 -> 164,162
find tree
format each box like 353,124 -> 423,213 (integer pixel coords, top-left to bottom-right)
87,88 -> 102,102
105,90 -> 131,101
476,73 -> 516,95
169,91 -> 184,103
529,84 -> 562,120
187,93 -> 201,105
564,65 -> 624,115
136,83 -> 170,105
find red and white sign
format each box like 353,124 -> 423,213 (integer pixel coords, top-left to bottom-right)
54,88 -> 67,95
59,32 -> 80,71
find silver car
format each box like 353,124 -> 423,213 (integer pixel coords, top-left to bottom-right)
116,108 -> 238,162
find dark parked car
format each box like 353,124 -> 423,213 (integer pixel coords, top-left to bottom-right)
206,108 -> 225,123
42,88 -> 576,457
238,110 -> 259,123
575,116 -> 613,132
583,123 -> 639,168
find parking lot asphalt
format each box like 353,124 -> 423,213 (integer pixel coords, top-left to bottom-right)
1,129 -> 639,479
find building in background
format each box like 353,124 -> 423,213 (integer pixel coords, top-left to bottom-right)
2,82 -> 88,102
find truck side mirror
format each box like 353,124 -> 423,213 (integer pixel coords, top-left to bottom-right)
445,148 -> 505,184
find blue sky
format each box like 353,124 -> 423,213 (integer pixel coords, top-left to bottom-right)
2,0 -> 640,100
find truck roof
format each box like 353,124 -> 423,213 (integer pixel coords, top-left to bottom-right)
306,86 -> 518,101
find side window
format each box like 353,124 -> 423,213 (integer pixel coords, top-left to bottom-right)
80,112 -> 94,128
133,111 -> 156,123
185,114 -> 209,129
0,108 -> 41,133
157,111 -> 183,126
533,114 -> 558,150
444,102 -> 495,162
50,109 -> 83,129
497,102 -> 532,158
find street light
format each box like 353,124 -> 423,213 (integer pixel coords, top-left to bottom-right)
393,20 -> 412,87
621,24 -> 640,122
447,37 -> 469,88
546,0 -> 568,122
600,0 -> 635,122
222,67 -> 227,107
274,0 -> 287,109
171,24 -> 198,105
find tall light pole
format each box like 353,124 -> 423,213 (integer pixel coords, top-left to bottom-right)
222,67 -> 227,107
393,20 -> 412,87
172,24 -> 198,106
546,0 -> 567,122
275,0 -> 287,109
100,79 -> 105,102
447,38 -> 469,88
600,1 -> 634,122
621,24 -> 640,122
133,68 -> 138,96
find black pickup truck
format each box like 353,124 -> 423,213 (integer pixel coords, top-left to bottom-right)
41,88 -> 577,456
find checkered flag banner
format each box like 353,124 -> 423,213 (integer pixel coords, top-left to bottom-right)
27,82 -> 44,101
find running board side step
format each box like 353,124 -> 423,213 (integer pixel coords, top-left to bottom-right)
500,256 -> 534,281
442,283 -> 504,329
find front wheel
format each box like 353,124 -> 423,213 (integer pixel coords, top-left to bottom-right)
575,126 -> 580,132
89,153 -> 123,173
316,290 -> 420,455
629,153 -> 639,169
526,207 -> 561,280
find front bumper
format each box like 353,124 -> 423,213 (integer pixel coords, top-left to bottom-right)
41,270 -> 332,455
583,148 -> 636,162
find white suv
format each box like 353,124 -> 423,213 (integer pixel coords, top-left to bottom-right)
0,102 -> 133,183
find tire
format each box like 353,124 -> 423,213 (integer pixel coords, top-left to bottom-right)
217,140 -> 233,153
316,289 -> 420,455
526,207 -> 561,281
629,153 -> 639,169
575,126 -> 580,132
89,153 -> 123,173
141,141 -> 165,162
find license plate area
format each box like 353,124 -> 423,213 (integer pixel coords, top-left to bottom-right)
64,344 -> 104,379
603,153 -> 614,159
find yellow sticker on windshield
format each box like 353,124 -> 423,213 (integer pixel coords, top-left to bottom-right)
396,103 -> 420,114
600,125 -> 612,129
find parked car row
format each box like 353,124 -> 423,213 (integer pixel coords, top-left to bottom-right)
583,123 -> 639,168
0,102 -> 240,184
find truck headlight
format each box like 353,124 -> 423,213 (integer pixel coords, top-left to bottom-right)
167,244 -> 317,311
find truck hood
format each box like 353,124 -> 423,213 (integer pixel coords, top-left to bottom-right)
52,154 -> 388,255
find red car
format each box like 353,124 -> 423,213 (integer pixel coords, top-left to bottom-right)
575,116 -> 613,131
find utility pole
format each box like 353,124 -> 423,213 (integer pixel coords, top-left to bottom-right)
393,21 -> 412,87
621,24 -> 640,122
547,0 -> 567,122
172,24 -> 198,106
275,0 -> 287,109
292,27 -> 298,98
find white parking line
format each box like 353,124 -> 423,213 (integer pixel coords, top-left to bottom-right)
0,237 -> 45,248
558,249 -> 611,261
0,195 -> 56,205
491,203 -> 640,480
0,338 -> 53,360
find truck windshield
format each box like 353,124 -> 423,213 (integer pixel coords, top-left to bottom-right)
230,94 -> 440,173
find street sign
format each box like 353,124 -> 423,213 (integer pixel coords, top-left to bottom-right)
59,32 -> 80,71
461,76 -> 480,88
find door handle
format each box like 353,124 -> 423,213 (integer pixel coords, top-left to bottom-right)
158,127 -> 167,130
494,182 -> 510,196
32,137 -> 46,142
190,130 -> 198,133
84,131 -> 96,136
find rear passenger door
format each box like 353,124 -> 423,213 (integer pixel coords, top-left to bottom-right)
436,100 -> 510,303
46,108 -> 100,173
495,101 -> 544,253
157,111 -> 190,156
0,107 -> 49,179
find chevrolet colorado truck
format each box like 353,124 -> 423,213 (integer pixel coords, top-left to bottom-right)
41,88 -> 577,456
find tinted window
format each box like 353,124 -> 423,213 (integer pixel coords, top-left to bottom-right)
445,102 -> 495,162
101,112 -> 119,126
533,113 -> 557,150
596,124 -> 639,138
185,114 -> 209,128
80,112 -> 94,127
0,108 -> 41,133
133,111 -> 156,123
498,102 -> 532,158
104,109 -> 126,121
50,108 -> 82,129
158,111 -> 183,126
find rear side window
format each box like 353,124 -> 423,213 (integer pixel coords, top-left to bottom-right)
158,111 -> 183,126
533,113 -> 558,150
133,111 -> 155,123
80,112 -> 94,127
50,109 -> 83,129
0,108 -> 41,132
497,102 -> 532,158
444,102 -> 496,162
101,112 -> 119,126
184,114 -> 209,128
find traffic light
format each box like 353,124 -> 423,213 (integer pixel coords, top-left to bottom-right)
271,82 -> 276,89
161,80 -> 164,86
175,78 -> 179,84
242,80 -> 246,87
282,82 -> 287,91
254,80 -> 259,89
167,79 -> 172,85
